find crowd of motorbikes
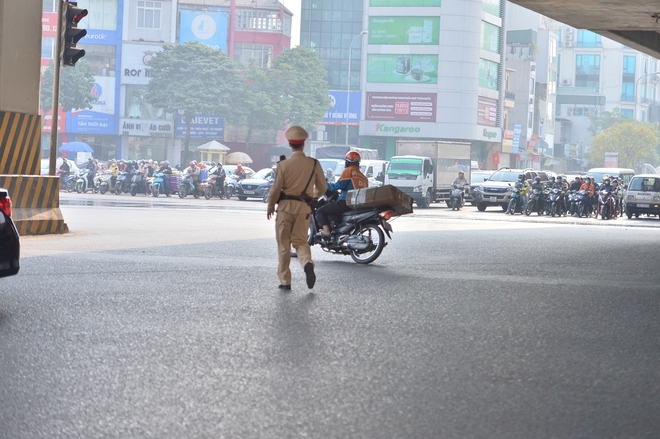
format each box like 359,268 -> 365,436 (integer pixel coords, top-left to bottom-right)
58,162 -> 241,200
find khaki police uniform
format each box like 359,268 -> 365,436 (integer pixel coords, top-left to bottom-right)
267,133 -> 327,287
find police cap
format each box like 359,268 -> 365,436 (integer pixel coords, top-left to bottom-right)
285,126 -> 308,146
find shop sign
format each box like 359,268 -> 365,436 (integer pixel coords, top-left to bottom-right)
121,43 -> 162,85
175,113 -> 224,140
482,128 -> 498,140
477,96 -> 497,127
511,124 -> 522,154
321,91 -> 361,125
121,119 -> 173,137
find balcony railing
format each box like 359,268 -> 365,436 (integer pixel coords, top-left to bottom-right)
505,91 -> 515,101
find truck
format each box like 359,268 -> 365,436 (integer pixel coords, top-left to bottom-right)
384,140 -> 472,208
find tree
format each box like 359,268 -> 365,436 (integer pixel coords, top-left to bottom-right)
587,108 -> 634,136
271,46 -> 330,134
146,42 -> 244,163
588,122 -> 659,169
40,59 -> 97,112
229,61 -> 291,145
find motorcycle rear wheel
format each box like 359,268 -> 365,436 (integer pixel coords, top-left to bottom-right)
100,184 -> 107,195
350,224 -> 385,264
179,185 -> 188,198
551,204 -> 557,217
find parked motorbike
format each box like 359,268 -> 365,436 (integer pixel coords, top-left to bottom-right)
96,170 -> 115,195
525,188 -> 545,216
130,171 -> 149,196
598,189 -> 616,220
449,184 -> 467,211
114,171 -> 131,195
507,186 -> 522,215
178,173 -> 202,198
308,195 -> 394,264
75,169 -> 96,194
546,188 -> 564,217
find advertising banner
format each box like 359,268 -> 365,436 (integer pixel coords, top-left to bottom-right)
511,124 -> 522,154
370,0 -> 441,5
502,129 -> 513,153
180,11 -> 228,52
42,12 -> 58,37
322,91 -> 361,125
121,43 -> 162,85
366,93 -> 436,122
369,17 -> 440,45
175,113 -> 225,140
367,54 -> 438,84
67,76 -> 116,135
479,59 -> 499,90
41,108 -> 67,133
121,119 -> 173,137
527,134 -> 537,152
477,96 -> 497,127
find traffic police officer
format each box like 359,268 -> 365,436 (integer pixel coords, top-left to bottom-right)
267,126 -> 327,290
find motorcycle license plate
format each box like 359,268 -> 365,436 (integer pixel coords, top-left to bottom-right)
638,203 -> 650,208
489,197 -> 497,203
243,190 -> 255,194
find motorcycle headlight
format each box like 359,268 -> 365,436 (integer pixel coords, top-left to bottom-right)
413,185 -> 422,193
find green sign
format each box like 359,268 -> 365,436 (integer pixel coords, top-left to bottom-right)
369,17 -> 440,45
370,0 -> 441,6
479,58 -> 499,90
482,0 -> 501,17
481,21 -> 500,53
367,54 -> 438,84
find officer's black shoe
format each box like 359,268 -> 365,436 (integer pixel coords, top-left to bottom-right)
304,262 -> 316,289
278,284 -> 291,290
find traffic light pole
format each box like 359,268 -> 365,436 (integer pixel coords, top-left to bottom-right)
48,0 -> 64,176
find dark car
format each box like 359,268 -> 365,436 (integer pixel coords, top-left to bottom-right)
0,188 -> 20,278
236,168 -> 275,202
467,170 -> 495,205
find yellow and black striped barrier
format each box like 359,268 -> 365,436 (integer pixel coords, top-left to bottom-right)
0,110 -> 67,235
0,175 -> 68,235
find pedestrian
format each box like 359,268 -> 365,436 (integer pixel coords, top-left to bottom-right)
267,126 -> 327,290
58,157 -> 70,190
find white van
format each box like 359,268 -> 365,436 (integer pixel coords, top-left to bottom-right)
334,160 -> 388,187
587,167 -> 635,185
624,174 -> 660,219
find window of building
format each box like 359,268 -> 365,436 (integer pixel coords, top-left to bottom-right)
481,21 -> 500,54
233,44 -> 273,68
482,0 -> 501,17
575,54 -> 600,91
137,1 -> 161,29
621,109 -> 633,117
78,44 -> 116,76
236,9 -> 287,33
77,0 -> 118,30
528,112 -> 533,128
41,36 -> 55,59
576,30 -> 601,48
652,87 -> 656,104
621,55 -> 635,101
641,110 -> 646,122
43,0 -> 57,12
653,61 -> 658,74
125,85 -> 166,119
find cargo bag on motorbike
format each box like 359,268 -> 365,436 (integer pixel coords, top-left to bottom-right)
346,184 -> 414,217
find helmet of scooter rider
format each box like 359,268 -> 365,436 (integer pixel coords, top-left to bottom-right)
164,160 -> 169,166
190,160 -> 196,166
517,174 -> 524,180
345,151 -> 361,167
458,171 -> 464,176
534,176 -> 541,182
549,176 -> 555,181
603,177 -> 610,184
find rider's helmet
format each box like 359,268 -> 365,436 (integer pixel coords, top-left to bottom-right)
345,151 -> 361,167
549,176 -> 556,181
138,160 -> 145,166
534,176 -> 541,182
189,160 -> 196,167
458,171 -> 464,177
612,179 -> 619,185
517,174 -> 524,180
603,177 -> 610,184
164,160 -> 169,166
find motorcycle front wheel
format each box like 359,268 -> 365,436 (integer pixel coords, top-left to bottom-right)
350,224 -> 385,264
452,198 -> 460,210
152,185 -> 160,197
130,186 -> 137,196
99,184 -> 107,195
225,186 -> 233,199
75,181 -> 84,193
179,184 -> 188,198
525,201 -> 534,216
204,187 -> 213,200
114,184 -> 122,195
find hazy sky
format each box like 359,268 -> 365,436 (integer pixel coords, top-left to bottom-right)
281,0 -> 301,47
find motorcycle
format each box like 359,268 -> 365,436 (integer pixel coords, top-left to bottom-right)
203,174 -> 229,199
598,189 -> 616,220
546,188 -> 564,217
178,173 -> 202,198
96,170 -> 115,195
130,171 -> 149,196
75,168 -> 96,194
449,184 -> 467,211
507,186 -> 522,215
308,194 -> 395,264
114,170 -> 132,195
566,189 -> 580,216
525,188 -> 545,216
151,172 -> 171,197
224,175 -> 239,199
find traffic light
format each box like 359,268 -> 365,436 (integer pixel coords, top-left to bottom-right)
61,1 -> 88,67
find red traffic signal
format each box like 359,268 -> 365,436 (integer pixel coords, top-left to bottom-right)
61,1 -> 88,67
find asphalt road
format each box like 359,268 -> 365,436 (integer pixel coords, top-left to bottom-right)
1,194 -> 658,438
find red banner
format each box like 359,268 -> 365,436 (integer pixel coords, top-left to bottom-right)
42,12 -> 58,37
492,151 -> 500,168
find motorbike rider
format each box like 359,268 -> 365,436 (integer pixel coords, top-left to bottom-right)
316,151 -> 369,241
611,178 -> 622,217
85,157 -> 97,189
58,157 -> 70,190
157,160 -> 172,197
108,159 -> 119,189
506,174 -> 529,214
580,176 -> 595,214
210,162 -> 226,195
452,171 -> 469,186
555,175 -> 569,215
184,160 -> 201,189
235,163 -> 247,180
569,176 -> 582,191
529,176 -> 544,212
325,168 -> 335,184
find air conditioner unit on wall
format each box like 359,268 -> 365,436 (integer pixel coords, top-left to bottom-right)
566,28 -> 574,34
565,34 -> 574,41
562,79 -> 572,86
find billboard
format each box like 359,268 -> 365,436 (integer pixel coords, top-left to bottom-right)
175,113 -> 225,140
67,76 -> 116,135
322,91 -> 361,125
370,0 -> 441,5
366,93 -> 436,122
180,11 -> 228,52
479,59 -> 499,90
511,124 -> 522,154
367,54 -> 438,84
477,96 -> 497,127
369,17 -> 440,45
